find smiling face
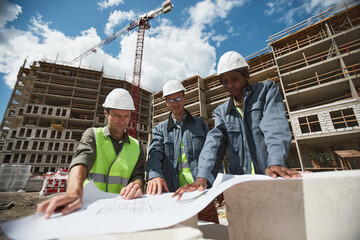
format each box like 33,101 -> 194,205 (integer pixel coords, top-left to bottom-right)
221,70 -> 247,100
166,91 -> 186,118
104,108 -> 132,137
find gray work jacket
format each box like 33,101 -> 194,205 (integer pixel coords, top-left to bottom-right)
146,111 -> 210,192
197,81 -> 292,184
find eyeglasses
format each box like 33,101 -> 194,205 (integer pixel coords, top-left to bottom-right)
167,97 -> 183,104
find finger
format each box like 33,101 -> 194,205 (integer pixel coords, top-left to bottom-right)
123,182 -> 134,197
134,188 -> 143,199
148,181 -> 154,195
156,181 -> 162,195
146,182 -> 151,194
265,168 -> 277,178
172,187 -> 182,198
149,182 -> 156,195
122,187 -> 132,198
285,169 -> 302,178
162,182 -> 170,193
120,187 -> 126,196
198,185 -> 205,191
63,198 -> 81,215
36,199 -> 50,213
124,187 -> 137,200
272,167 -> 288,178
43,197 -> 69,219
176,188 -> 187,201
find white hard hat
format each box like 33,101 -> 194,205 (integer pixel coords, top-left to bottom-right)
216,51 -> 249,76
162,80 -> 186,97
103,88 -> 135,110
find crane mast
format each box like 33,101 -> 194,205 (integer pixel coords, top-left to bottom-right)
68,1 -> 173,138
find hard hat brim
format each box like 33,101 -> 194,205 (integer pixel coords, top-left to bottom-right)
162,89 -> 185,97
216,66 -> 249,77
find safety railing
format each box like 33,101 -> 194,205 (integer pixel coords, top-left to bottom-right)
207,92 -> 229,104
286,63 -> 360,93
278,38 -> 360,75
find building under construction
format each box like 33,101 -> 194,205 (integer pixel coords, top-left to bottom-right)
0,60 -> 152,174
153,1 -> 360,171
0,1 -> 359,174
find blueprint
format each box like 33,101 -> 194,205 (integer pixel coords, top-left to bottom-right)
1,174 -> 275,240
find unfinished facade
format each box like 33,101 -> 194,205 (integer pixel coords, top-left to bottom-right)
153,1 -> 360,171
0,60 -> 152,174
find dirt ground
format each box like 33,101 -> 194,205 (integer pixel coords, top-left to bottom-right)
0,191 -> 52,240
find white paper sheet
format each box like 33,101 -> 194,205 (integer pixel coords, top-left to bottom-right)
0,174 -> 276,240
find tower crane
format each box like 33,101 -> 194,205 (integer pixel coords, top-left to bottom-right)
69,0 -> 174,137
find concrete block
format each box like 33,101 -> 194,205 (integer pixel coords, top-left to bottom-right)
224,171 -> 360,240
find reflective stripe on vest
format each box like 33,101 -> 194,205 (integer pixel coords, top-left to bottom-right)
84,127 -> 140,193
178,141 -> 194,187
236,106 -> 255,175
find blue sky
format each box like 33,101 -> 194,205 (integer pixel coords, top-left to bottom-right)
0,0 -> 343,123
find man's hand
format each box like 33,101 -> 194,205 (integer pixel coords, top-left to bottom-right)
36,192 -> 82,219
172,177 -> 207,201
265,165 -> 302,178
146,177 -> 169,195
120,181 -> 143,200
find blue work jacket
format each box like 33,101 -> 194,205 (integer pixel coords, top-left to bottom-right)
197,81 -> 292,184
146,111 -> 213,192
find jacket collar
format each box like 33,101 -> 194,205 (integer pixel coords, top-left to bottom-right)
103,125 -> 130,143
167,110 -> 194,130
226,85 -> 253,115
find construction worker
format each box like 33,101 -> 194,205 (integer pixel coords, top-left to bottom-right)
146,80 -> 220,223
173,51 -> 301,199
37,88 -> 145,219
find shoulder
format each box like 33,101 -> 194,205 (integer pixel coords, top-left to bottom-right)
214,98 -> 230,113
152,119 -> 168,133
82,127 -> 96,139
191,116 -> 206,125
251,81 -> 277,91
128,135 -> 139,145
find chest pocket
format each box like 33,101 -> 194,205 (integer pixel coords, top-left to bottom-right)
164,137 -> 174,159
190,131 -> 206,158
245,101 -> 264,129
225,123 -> 242,152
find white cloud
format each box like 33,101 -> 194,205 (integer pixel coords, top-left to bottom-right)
108,19 -> 216,92
211,34 -> 228,47
98,0 -> 124,10
188,0 -> 247,30
0,14 -> 118,88
265,0 -> 343,26
0,0 -> 247,92
104,10 -> 136,35
0,0 -> 22,28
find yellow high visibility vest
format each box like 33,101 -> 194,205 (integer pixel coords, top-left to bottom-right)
178,141 -> 194,187
84,127 -> 140,193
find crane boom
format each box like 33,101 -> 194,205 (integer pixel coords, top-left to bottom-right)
68,0 -> 173,64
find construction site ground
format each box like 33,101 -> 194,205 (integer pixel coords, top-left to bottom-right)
0,191 -> 227,240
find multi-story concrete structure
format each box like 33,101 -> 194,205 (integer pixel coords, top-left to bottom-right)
1,1 -> 358,175
153,1 -> 360,172
0,60 -> 152,174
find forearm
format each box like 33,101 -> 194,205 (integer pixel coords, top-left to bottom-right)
66,164 -> 88,197
197,115 -> 226,184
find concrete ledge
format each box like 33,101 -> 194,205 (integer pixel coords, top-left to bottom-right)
224,171 -> 360,240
